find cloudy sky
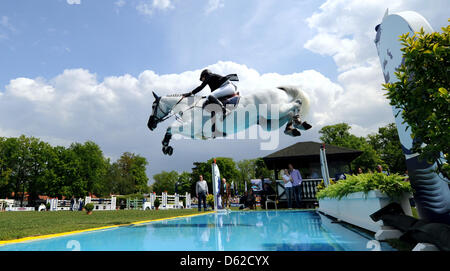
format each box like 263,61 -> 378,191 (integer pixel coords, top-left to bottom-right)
0,0 -> 448,182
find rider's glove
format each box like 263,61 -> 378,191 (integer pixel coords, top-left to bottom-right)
182,92 -> 192,97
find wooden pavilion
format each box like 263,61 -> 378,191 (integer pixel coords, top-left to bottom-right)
262,141 -> 363,208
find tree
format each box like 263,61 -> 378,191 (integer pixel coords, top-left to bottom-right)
319,123 -> 384,172
70,142 -> 108,196
383,23 -> 450,178
103,152 -> 150,195
368,123 -> 406,174
318,123 -> 353,146
152,171 -> 179,194
236,159 -> 256,194
115,152 -> 149,194
254,158 -> 273,179
104,162 -> 134,195
26,138 -> 54,205
176,171 -> 193,195
0,137 -> 13,198
45,146 -> 83,199
6,136 -> 34,205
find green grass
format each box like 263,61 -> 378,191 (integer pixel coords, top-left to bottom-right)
0,209 -> 201,241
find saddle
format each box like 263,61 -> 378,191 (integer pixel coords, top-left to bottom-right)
220,92 -> 241,108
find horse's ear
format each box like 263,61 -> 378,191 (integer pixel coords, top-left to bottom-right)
383,8 -> 389,19
152,91 -> 159,100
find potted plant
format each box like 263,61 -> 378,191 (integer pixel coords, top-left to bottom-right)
153,198 -> 160,210
84,203 -> 94,215
317,173 -> 413,232
45,202 -> 51,211
206,194 -> 214,209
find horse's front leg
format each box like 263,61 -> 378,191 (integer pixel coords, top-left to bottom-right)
161,127 -> 173,156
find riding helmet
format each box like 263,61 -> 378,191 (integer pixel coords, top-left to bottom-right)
200,69 -> 211,81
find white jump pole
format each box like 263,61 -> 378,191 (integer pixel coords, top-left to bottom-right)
186,192 -> 191,209
110,196 -> 116,210
175,193 -> 179,209
162,192 -> 167,208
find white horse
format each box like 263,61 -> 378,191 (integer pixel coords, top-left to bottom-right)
147,86 -> 312,155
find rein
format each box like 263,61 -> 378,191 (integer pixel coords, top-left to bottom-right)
153,96 -> 204,123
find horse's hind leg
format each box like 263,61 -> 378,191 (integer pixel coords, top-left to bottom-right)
289,104 -> 312,131
292,118 -> 312,131
284,121 -> 302,137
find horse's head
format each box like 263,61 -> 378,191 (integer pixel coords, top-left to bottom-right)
147,91 -> 168,131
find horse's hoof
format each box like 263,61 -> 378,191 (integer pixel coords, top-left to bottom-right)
302,121 -> 312,130
284,127 -> 301,137
162,146 -> 168,154
292,129 -> 301,136
167,146 -> 173,156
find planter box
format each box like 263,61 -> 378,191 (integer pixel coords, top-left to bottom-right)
318,190 -> 412,233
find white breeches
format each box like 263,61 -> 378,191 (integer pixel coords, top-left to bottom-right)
210,81 -> 237,99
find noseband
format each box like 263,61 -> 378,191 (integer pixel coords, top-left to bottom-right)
150,96 -> 185,125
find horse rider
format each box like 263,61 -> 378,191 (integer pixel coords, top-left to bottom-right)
182,69 -> 239,119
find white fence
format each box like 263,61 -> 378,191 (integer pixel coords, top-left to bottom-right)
1,199 -> 35,211
85,196 -> 116,211
150,192 -> 191,210
1,193 -> 192,212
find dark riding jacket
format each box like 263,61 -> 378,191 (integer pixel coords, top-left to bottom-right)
190,73 -> 238,95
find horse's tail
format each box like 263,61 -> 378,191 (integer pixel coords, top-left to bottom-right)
277,86 -> 310,117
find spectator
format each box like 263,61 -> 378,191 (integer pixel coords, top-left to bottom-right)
288,163 -> 303,208
196,175 -> 209,211
220,178 -> 231,209
335,173 -> 346,181
240,188 -> 256,210
70,196 -> 75,211
357,167 -> 364,175
239,191 -> 247,209
404,170 -> 410,182
376,165 -> 389,175
282,169 -> 294,209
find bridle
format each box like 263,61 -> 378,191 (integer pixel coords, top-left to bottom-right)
150,96 -> 185,124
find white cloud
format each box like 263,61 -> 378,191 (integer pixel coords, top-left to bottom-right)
1,16 -> 14,31
305,0 -> 449,71
205,0 -> 225,14
153,0 -> 172,10
0,16 -> 16,40
136,0 -> 173,16
67,0 -> 81,5
6,77 -> 55,103
115,0 -> 126,8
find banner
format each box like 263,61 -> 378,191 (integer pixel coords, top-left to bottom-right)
320,144 -> 331,187
211,159 -> 222,210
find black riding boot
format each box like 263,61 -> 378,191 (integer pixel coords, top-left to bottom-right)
203,96 -> 227,138
207,96 -> 227,116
